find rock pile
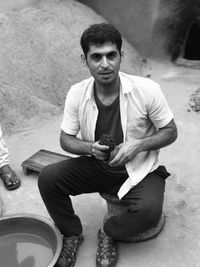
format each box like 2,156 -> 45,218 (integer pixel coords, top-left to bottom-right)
189,88 -> 200,112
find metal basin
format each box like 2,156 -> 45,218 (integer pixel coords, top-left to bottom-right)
0,213 -> 62,267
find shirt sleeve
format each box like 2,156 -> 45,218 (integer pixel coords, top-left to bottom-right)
61,87 -> 80,135
147,82 -> 174,128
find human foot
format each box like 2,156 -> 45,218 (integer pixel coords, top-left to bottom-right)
0,164 -> 21,190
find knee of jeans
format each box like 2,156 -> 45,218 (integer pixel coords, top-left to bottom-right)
38,165 -> 56,193
103,206 -> 162,240
137,198 -> 162,227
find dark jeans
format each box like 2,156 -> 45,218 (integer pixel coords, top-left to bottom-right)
38,156 -> 169,239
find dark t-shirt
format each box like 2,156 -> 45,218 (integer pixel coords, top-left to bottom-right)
94,90 -> 127,174
95,92 -> 123,144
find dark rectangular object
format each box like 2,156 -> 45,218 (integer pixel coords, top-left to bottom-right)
21,149 -> 71,175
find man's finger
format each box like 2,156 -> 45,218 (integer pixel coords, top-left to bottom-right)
109,151 -> 123,166
93,142 -> 109,151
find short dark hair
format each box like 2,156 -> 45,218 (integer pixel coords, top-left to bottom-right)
80,23 -> 122,57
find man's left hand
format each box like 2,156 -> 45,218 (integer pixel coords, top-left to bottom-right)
109,141 -> 140,167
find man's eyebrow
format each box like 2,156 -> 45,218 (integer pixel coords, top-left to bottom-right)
90,51 -> 117,57
90,52 -> 101,57
107,51 -> 118,55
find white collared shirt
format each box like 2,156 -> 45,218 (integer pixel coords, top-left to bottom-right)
61,72 -> 173,199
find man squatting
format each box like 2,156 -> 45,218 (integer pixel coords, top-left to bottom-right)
38,23 -> 178,267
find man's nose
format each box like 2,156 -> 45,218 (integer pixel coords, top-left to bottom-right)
101,56 -> 109,68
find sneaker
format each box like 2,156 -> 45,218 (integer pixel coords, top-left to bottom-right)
55,234 -> 83,267
96,229 -> 118,267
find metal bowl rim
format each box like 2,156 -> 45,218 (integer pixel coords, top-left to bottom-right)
0,213 -> 62,267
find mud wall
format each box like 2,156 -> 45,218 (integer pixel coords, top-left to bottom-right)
77,0 -> 164,58
77,0 -> 195,59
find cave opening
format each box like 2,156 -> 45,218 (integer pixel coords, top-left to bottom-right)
183,22 -> 200,60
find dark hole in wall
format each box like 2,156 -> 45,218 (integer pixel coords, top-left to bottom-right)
183,23 -> 200,60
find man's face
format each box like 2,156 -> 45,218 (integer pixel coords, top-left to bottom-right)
84,42 -> 122,85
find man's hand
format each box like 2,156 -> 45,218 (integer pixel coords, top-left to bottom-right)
109,119 -> 178,167
109,141 -> 139,167
91,141 -> 110,161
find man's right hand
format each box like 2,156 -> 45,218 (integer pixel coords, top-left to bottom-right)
91,141 -> 109,161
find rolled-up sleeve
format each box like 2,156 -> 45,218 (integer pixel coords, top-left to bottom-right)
147,83 -> 173,128
61,87 -> 80,135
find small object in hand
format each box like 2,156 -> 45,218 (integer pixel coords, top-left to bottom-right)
99,134 -> 116,161
99,134 -> 116,152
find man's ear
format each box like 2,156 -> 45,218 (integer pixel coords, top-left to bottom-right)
81,54 -> 87,66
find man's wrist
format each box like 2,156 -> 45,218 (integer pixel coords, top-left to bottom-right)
89,142 -> 95,156
134,138 -> 146,154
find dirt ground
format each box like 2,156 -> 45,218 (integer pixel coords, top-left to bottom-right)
1,58 -> 200,267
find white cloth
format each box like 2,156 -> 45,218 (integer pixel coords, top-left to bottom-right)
61,72 -> 174,198
0,124 -> 9,168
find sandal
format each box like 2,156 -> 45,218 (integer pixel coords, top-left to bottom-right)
0,169 -> 21,190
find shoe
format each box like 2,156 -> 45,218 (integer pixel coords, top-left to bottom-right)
55,234 -> 83,267
96,229 -> 118,267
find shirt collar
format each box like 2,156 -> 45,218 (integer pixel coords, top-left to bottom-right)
119,71 -> 133,94
86,77 -> 95,101
85,71 -> 132,101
